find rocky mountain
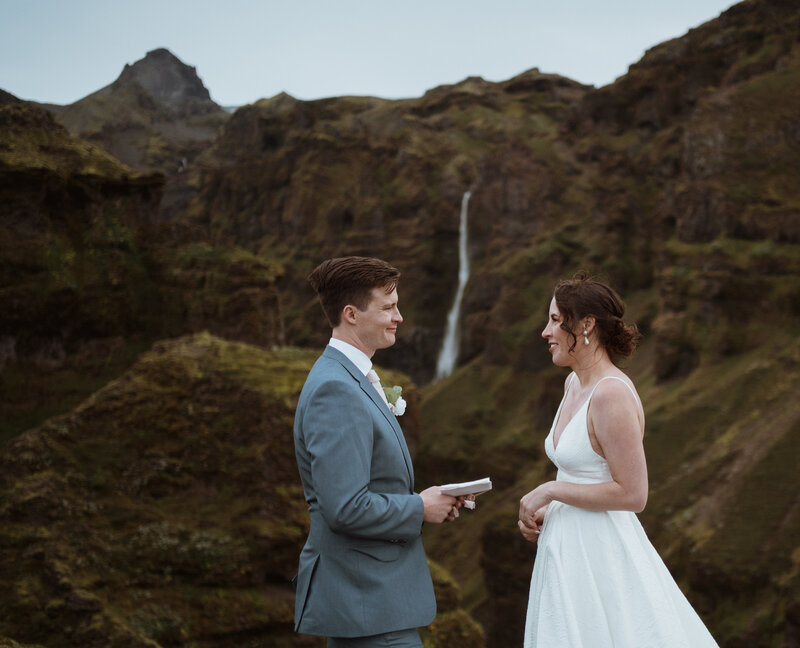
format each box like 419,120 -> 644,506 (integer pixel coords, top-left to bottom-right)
43,49 -> 229,175
1,0 -> 799,645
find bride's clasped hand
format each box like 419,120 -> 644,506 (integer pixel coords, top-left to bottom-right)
519,482 -> 557,540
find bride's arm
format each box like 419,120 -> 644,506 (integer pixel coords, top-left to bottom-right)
519,380 -> 648,520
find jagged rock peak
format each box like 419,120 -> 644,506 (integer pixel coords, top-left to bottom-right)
116,47 -> 214,106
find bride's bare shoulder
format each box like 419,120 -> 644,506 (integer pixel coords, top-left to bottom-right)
588,373 -> 638,408
591,375 -> 644,423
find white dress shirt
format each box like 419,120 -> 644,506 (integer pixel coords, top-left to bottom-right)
328,337 -> 372,376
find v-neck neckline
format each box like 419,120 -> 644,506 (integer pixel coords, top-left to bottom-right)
551,374 -> 595,452
552,398 -> 587,453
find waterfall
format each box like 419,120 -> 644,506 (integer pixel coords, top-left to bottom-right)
435,191 -> 471,380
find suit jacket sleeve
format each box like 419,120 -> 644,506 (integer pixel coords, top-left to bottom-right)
301,377 -> 424,542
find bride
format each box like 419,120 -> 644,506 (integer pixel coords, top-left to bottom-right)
518,274 -> 718,647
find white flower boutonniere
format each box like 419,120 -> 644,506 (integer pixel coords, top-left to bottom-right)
383,385 -> 407,416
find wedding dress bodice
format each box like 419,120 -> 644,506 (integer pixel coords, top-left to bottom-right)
544,376 -> 629,485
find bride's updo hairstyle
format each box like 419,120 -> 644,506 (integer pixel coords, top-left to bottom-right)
553,273 -> 642,361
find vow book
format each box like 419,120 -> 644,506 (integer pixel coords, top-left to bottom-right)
439,477 -> 492,497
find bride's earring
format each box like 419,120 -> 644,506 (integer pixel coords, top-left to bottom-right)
583,329 -> 589,345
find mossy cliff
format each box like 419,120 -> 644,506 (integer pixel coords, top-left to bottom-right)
0,102 -> 163,349
0,333 -> 480,647
5,4 -> 796,393
0,97 -> 165,442
0,95 -> 282,442
160,0 -> 800,392
172,72 -> 588,385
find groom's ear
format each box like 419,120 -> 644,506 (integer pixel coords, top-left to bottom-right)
342,304 -> 358,325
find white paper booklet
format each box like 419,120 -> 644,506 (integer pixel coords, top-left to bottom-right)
439,477 -> 492,497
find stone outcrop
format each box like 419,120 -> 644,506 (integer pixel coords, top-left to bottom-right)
42,49 -> 229,175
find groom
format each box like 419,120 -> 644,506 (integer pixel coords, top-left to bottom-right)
293,256 -> 458,648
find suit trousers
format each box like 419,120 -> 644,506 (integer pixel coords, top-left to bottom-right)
327,628 -> 423,648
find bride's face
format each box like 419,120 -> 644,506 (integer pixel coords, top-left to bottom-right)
542,297 -> 577,366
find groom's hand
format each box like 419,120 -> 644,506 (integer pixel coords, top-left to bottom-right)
420,487 -> 459,524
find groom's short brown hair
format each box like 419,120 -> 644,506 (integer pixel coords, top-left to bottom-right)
309,256 -> 401,327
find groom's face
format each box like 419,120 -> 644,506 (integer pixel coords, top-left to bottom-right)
354,286 -> 403,356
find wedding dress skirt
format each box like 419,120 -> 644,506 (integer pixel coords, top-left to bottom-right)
524,376 -> 718,648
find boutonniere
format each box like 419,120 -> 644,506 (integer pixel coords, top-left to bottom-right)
382,385 -> 407,416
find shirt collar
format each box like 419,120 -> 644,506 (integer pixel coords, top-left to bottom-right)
328,337 -> 372,376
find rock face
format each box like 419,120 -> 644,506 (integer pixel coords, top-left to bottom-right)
0,95 -> 282,443
174,72 -> 590,384
43,49 -> 229,175
0,333 -> 483,648
0,96 -> 166,441
167,0 -> 800,389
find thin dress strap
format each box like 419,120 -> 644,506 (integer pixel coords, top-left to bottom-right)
588,376 -> 641,407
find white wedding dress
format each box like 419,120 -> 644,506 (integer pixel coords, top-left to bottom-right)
524,375 -> 718,648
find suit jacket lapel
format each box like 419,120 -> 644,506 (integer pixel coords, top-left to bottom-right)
322,346 -> 414,485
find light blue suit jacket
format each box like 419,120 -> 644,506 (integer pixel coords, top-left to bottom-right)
293,345 -> 436,637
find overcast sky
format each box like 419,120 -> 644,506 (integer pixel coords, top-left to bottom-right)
2,0 -> 738,107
